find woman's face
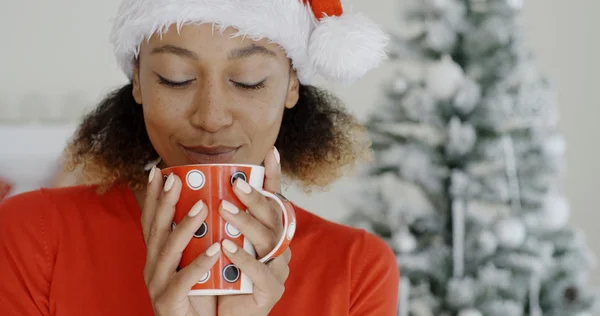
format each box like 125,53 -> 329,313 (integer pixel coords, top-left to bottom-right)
132,24 -> 299,167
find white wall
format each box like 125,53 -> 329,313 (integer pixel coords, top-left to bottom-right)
1,0 -> 599,283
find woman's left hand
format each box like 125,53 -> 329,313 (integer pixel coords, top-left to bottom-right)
217,147 -> 291,316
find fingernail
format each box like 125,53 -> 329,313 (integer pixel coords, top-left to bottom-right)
163,173 -> 174,192
188,200 -> 205,217
222,239 -> 238,253
235,179 -> 252,194
206,243 -> 221,257
221,200 -> 239,214
148,166 -> 156,183
273,147 -> 280,164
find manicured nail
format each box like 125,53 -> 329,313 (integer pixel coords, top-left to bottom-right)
148,166 -> 156,183
235,179 -> 252,194
222,239 -> 238,253
206,243 -> 221,257
221,200 -> 239,214
163,173 -> 174,192
188,200 -> 205,217
273,147 -> 280,164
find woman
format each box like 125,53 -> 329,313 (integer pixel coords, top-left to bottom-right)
0,0 -> 399,315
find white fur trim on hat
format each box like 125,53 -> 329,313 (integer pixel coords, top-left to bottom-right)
109,0 -> 387,86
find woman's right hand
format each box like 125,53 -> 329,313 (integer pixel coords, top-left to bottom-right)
141,166 -> 219,316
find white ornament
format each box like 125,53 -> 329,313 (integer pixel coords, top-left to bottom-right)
542,134 -> 566,157
409,299 -> 434,316
391,77 -> 409,94
494,217 -> 526,248
425,0 -> 450,10
453,77 -> 481,116
425,55 -> 465,100
506,0 -> 523,9
394,231 -> 418,253
541,195 -> 570,230
458,308 -> 483,316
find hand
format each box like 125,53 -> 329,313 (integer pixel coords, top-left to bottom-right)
141,167 -> 218,316
217,147 -> 292,316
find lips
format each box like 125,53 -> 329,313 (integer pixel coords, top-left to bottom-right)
181,145 -> 240,164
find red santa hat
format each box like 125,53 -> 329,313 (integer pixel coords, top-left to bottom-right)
110,0 -> 389,86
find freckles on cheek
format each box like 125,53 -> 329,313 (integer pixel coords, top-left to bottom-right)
144,95 -> 184,140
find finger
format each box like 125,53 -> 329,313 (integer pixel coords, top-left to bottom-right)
232,178 -> 282,234
142,165 -> 163,244
263,146 -> 281,193
222,239 -> 284,306
150,200 -> 207,291
166,242 -> 221,299
219,200 -> 276,257
266,254 -> 290,284
146,173 -> 182,277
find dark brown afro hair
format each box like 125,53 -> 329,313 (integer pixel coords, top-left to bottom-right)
64,82 -> 371,193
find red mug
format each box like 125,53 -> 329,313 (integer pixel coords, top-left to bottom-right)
160,164 -> 296,295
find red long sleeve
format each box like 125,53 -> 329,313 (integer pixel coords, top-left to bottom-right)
0,190 -> 55,315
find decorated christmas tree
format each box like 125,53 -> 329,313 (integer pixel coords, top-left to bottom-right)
344,0 -> 598,315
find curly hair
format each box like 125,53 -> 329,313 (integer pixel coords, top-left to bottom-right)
64,82 -> 371,193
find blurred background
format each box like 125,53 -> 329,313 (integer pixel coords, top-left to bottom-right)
1,0 -> 599,314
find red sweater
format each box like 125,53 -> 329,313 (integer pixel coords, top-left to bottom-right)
0,184 -> 399,315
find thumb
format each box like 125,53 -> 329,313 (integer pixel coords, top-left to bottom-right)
263,146 -> 281,193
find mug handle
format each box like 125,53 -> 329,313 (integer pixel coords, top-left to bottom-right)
253,190 -> 297,263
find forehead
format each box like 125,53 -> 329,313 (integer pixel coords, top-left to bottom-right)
140,23 -> 288,60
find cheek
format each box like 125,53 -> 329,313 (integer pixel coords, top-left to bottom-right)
235,88 -> 286,140
140,86 -> 193,142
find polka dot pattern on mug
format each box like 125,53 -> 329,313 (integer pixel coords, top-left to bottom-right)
223,264 -> 240,283
186,170 -> 205,190
198,271 -> 210,284
230,171 -> 247,186
225,222 -> 241,238
194,222 -> 208,238
287,222 -> 296,240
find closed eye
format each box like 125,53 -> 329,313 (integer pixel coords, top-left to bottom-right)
232,80 -> 266,90
157,74 -> 195,88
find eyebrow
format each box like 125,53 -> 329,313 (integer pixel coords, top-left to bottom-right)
228,45 -> 277,60
150,44 -> 277,61
151,45 -> 199,60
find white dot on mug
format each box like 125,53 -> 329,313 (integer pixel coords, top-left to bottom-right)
197,270 -> 210,284
287,222 -> 296,240
186,170 -> 205,190
225,222 -> 241,238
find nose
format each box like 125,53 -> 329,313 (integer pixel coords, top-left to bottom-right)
189,79 -> 233,133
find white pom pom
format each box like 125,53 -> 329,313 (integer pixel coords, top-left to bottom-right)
308,12 -> 389,86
